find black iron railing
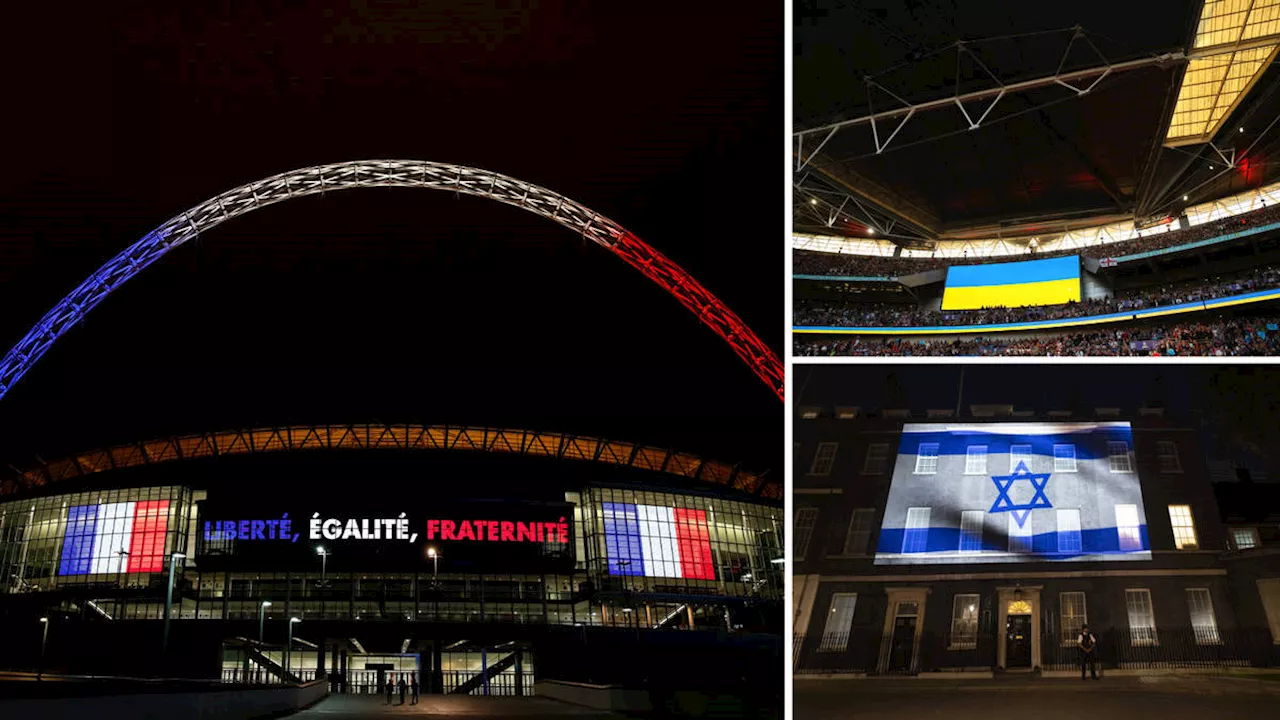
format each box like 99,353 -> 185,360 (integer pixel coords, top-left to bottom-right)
795,627 -> 1278,675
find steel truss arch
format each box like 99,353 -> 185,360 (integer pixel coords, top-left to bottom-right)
0,423 -> 779,501
0,160 -> 783,401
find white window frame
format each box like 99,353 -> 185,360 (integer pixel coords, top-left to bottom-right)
964,446 -> 988,475
959,510 -> 984,553
809,442 -> 838,476
1232,527 -> 1260,550
1186,588 -> 1221,645
1125,588 -> 1158,646
819,593 -> 858,652
1156,440 -> 1183,474
841,509 -> 876,556
1108,441 -> 1133,473
949,594 -> 980,650
1060,592 -> 1088,646
1008,514 -> 1032,554
1053,444 -> 1078,473
903,507 -> 930,553
914,443 -> 940,475
1116,504 -> 1142,552
794,507 -> 819,561
1168,504 -> 1199,550
1057,509 -> 1082,554
1009,444 -> 1033,473
861,443 -> 889,475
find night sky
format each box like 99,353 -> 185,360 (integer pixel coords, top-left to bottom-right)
795,364 -> 1280,476
0,3 -> 783,476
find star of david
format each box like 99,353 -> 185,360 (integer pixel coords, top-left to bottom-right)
989,460 -> 1052,528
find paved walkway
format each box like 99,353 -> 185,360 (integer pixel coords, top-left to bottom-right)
796,674 -> 1280,720
293,694 -> 622,719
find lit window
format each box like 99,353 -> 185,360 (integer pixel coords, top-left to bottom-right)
1008,514 -> 1032,554
842,509 -> 876,556
1053,444 -> 1077,473
820,593 -> 858,652
1108,442 -> 1133,473
794,508 -> 819,561
1126,589 -> 1158,646
949,594 -> 980,649
903,508 -> 930,553
809,443 -> 838,476
1168,505 -> 1199,550
1010,444 -> 1033,473
1060,592 -> 1088,646
959,511 -> 984,552
1116,505 -> 1143,552
1057,509 -> 1082,554
965,446 -> 988,475
1232,527 -> 1260,550
1186,588 -> 1220,645
862,444 -> 889,475
914,444 -> 940,475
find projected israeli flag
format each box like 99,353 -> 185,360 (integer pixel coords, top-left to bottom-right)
874,422 -> 1151,565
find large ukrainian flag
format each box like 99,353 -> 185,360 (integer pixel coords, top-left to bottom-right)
941,255 -> 1081,310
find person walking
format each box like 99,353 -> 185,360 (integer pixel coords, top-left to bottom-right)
411,673 -> 419,705
1078,624 -> 1099,680
398,675 -> 407,705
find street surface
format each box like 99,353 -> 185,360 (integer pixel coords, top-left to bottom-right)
796,674 -> 1280,720
292,694 -> 622,719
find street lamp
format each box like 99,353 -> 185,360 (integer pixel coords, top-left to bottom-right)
427,547 -> 438,583
316,546 -> 328,588
38,617 -> 48,680
285,617 -> 301,678
259,600 -> 272,644
163,552 -> 187,658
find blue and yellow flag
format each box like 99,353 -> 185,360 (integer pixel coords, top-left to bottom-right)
941,255 -> 1081,310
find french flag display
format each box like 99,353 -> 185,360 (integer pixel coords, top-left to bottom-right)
58,501 -> 171,575
602,503 -> 716,580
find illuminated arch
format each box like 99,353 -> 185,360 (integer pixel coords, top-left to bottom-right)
0,160 -> 783,401
0,423 -> 780,501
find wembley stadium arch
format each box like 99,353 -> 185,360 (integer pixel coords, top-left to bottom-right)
0,160 -> 784,402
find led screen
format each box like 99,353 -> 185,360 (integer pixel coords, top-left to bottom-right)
58,500 -> 171,575
941,255 -> 1081,310
874,422 -> 1150,565
602,503 -> 716,579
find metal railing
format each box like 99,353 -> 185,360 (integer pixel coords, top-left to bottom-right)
1040,627 -> 1278,671
794,627 -> 1279,675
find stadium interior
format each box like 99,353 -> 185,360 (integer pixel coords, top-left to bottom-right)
794,0 -> 1280,355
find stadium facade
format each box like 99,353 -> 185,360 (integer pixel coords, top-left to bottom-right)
0,424 -> 784,695
792,405 -> 1280,675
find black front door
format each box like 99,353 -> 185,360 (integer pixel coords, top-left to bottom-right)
888,616 -> 916,671
1006,614 -> 1032,668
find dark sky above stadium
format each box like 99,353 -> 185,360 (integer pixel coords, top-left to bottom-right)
0,2 -> 783,477
796,364 -> 1280,478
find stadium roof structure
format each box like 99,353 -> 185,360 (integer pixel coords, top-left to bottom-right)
0,423 -> 780,501
794,0 -> 1280,245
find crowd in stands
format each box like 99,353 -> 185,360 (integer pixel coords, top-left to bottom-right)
794,316 -> 1280,357
794,200 -> 1280,278
793,263 -> 1280,328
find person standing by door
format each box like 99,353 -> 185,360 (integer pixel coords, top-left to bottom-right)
410,673 -> 419,705
1078,624 -> 1099,680
398,675 -> 407,705
386,674 -> 395,704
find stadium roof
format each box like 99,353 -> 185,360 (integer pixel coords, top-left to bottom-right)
794,1 -> 1280,244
